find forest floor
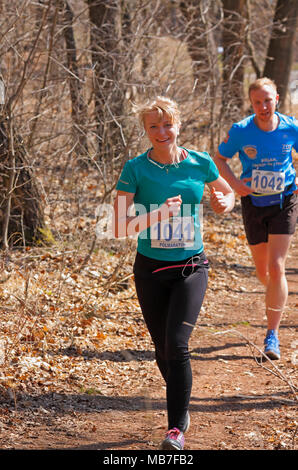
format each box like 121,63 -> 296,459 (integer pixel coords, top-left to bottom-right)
0,191 -> 297,460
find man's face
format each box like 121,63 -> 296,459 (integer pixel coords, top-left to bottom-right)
250,85 -> 279,123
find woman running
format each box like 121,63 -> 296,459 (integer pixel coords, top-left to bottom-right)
113,96 -> 234,450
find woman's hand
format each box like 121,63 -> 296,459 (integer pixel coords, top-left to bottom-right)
208,176 -> 235,214
159,195 -> 182,219
210,188 -> 231,214
113,191 -> 183,238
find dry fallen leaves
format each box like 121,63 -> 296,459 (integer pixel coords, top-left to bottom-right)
0,186 -> 296,450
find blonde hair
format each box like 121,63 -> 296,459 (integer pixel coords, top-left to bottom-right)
134,96 -> 181,128
248,77 -> 277,98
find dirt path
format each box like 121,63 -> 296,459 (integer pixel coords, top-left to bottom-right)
0,228 -> 297,455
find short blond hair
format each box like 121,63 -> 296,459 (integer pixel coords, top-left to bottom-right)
248,77 -> 277,98
134,96 -> 181,128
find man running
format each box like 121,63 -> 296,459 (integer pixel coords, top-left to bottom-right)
214,77 -> 298,360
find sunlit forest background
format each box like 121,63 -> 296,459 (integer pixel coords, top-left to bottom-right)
0,2 -> 297,439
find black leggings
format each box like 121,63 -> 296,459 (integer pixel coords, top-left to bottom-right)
133,251 -> 209,431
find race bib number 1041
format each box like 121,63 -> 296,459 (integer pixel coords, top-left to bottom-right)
251,170 -> 285,194
150,216 -> 195,249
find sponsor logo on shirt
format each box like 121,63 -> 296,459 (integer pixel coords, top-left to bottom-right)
243,145 -> 257,159
282,143 -> 292,153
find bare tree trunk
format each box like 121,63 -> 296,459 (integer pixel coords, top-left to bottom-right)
179,0 -> 211,100
179,0 -> 222,102
0,1 -> 49,248
263,0 -> 298,112
0,116 -> 46,248
244,0 -> 262,79
87,0 -> 123,161
27,1 -> 59,150
222,0 -> 246,118
59,0 -> 89,163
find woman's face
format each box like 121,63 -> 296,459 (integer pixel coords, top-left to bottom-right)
143,110 -> 180,150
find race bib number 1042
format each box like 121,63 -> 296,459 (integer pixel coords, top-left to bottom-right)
251,170 -> 285,194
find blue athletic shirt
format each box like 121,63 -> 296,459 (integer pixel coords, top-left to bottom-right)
116,148 -> 219,261
218,112 -> 298,202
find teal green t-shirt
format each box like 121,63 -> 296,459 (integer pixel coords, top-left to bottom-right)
116,148 -> 219,261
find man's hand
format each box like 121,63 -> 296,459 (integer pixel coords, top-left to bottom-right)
233,177 -> 253,197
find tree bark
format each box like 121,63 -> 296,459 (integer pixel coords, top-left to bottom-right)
0,1 -> 48,248
87,0 -> 123,160
263,0 -> 298,112
222,0 -> 246,117
60,0 -> 89,162
0,117 -> 46,248
179,0 -> 216,100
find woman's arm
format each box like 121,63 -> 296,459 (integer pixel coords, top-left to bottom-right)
207,175 -> 235,214
113,190 -> 182,238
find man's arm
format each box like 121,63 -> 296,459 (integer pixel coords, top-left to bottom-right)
213,151 -> 253,197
